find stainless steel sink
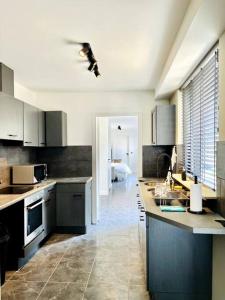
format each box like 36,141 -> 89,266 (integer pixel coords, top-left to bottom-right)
152,190 -> 189,206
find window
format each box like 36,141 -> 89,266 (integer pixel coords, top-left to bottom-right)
182,49 -> 219,189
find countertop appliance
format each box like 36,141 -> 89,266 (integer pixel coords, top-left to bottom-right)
24,190 -> 44,246
0,186 -> 35,194
12,164 -> 47,184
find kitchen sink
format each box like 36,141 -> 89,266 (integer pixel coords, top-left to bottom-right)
152,190 -> 189,206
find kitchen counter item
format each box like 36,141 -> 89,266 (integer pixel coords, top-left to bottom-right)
172,174 -> 216,199
138,179 -> 225,235
0,180 -> 56,211
160,206 -> 186,212
0,186 -> 35,195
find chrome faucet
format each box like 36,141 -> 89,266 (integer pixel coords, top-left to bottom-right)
156,153 -> 172,178
156,153 -> 174,190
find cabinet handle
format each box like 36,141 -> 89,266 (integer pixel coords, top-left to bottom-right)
8,134 -> 18,137
25,141 -> 32,144
73,194 -> 83,197
140,217 -> 145,221
40,143 -> 46,145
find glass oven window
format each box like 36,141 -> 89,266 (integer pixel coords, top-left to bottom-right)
27,199 -> 43,235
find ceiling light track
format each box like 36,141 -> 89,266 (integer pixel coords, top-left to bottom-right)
79,43 -> 101,77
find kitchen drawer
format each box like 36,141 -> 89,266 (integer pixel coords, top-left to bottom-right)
56,183 -> 85,193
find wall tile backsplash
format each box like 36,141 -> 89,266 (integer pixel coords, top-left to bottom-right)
0,143 -> 92,182
142,145 -> 173,178
37,146 -> 92,178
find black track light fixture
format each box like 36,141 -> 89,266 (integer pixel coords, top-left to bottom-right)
94,65 -> 101,77
79,43 -> 90,57
88,60 -> 97,72
78,42 -> 101,78
118,125 -> 122,130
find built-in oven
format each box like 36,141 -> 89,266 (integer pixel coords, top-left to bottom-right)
24,190 -> 44,246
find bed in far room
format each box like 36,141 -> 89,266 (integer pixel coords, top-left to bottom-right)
111,159 -> 132,182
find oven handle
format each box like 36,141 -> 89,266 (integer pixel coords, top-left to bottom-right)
27,200 -> 44,210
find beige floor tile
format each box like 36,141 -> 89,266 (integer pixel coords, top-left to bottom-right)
49,260 -> 90,284
38,282 -> 85,300
1,281 -> 44,300
84,283 -> 128,300
128,285 -> 150,300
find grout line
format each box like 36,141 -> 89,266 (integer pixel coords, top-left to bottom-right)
81,256 -> 96,300
35,240 -> 73,300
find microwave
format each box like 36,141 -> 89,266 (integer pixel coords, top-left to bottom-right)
12,164 -> 47,184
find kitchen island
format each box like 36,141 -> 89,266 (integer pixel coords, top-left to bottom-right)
138,179 -> 225,300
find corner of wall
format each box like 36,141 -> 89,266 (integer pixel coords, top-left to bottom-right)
14,81 -> 37,106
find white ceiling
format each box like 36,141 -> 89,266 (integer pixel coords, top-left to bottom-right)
156,0 -> 225,98
0,0 -> 190,92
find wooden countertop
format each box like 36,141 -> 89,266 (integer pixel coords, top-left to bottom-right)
48,177 -> 92,184
0,180 -> 56,211
139,179 -> 225,235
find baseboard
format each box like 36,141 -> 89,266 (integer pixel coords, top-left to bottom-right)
56,226 -> 86,234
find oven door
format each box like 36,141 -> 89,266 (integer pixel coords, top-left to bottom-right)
24,197 -> 44,246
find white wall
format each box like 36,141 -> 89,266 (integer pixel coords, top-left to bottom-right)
98,117 -> 109,196
14,81 -> 37,105
111,126 -> 138,173
170,90 -> 183,145
35,91 -> 168,146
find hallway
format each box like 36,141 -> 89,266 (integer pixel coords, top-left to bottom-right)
2,176 -> 149,300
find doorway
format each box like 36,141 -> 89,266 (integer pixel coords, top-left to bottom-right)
92,114 -> 141,224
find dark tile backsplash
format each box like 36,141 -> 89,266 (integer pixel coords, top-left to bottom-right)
37,146 -> 92,178
0,142 -> 37,165
0,143 -> 92,178
175,144 -> 184,173
143,145 -> 173,178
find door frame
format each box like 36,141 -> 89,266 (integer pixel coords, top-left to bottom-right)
92,112 -> 142,224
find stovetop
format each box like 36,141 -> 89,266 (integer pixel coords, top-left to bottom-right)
0,186 -> 35,195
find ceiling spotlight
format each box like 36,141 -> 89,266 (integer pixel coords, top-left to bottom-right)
88,60 -> 97,72
79,43 -> 90,57
94,65 -> 101,77
118,125 -> 122,130
78,42 -> 101,77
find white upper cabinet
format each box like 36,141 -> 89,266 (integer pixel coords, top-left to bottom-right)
0,92 -> 23,141
152,104 -> 176,145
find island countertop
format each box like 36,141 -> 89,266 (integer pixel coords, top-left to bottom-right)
139,179 -> 225,235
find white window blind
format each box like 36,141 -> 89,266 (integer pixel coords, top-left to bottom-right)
182,50 -> 219,189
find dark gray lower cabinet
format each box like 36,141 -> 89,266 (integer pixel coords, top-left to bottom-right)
43,186 -> 56,237
146,216 -> 212,300
56,181 -> 92,234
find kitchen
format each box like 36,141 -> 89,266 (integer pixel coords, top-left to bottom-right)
1,1 -> 225,300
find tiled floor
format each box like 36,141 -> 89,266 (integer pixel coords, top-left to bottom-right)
1,176 -> 149,299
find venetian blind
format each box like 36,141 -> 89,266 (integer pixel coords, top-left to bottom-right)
182,50 -> 219,189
